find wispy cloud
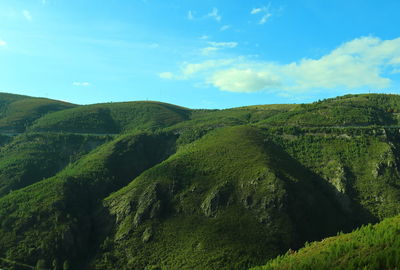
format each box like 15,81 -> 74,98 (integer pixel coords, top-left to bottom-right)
159,59 -> 236,80
199,41 -> 238,56
220,25 -> 231,31
188,8 -> 222,22
22,10 -> 32,21
208,41 -> 238,48
250,4 -> 272,24
159,72 -> 175,79
250,8 -> 263,15
159,36 -> 400,93
207,8 -> 221,21
72,82 -> 91,87
199,35 -> 210,40
201,47 -> 219,56
187,10 -> 194,20
0,40 -> 6,46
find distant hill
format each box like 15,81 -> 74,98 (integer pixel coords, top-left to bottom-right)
0,92 -> 399,269
29,101 -> 191,134
0,92 -> 76,133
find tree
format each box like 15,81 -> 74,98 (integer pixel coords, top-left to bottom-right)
63,260 -> 70,270
36,259 -> 47,270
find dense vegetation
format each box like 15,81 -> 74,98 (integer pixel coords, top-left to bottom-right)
0,92 -> 399,269
252,215 -> 400,270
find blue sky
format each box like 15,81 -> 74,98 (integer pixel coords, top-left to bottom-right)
1,0 -> 400,108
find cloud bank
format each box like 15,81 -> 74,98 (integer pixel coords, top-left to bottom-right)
160,36 -> 400,93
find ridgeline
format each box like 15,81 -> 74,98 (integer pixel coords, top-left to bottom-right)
0,92 -> 400,269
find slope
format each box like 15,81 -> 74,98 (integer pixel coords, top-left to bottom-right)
29,101 -> 191,134
260,94 -> 400,127
0,130 -> 178,269
0,92 -> 77,133
92,125 -> 350,270
0,132 -> 113,197
251,214 -> 400,270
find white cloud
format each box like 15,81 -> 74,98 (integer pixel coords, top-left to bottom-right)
208,69 -> 281,93
159,72 -> 175,79
182,59 -> 236,77
72,82 -> 91,87
199,41 -> 238,56
259,13 -> 272,24
187,10 -> 194,20
199,35 -> 210,40
220,25 -> 230,31
160,36 -> 400,93
251,4 -> 273,24
201,47 -> 219,55
208,41 -> 238,48
22,10 -> 32,21
207,8 -> 221,21
0,40 -> 6,46
250,8 -> 262,14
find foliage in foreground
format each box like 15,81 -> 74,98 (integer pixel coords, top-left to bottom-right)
252,214 -> 400,270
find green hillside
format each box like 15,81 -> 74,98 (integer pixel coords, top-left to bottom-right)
251,214 -> 400,270
0,93 -> 76,133
0,133 -> 113,197
29,101 -> 191,134
0,92 -> 400,270
92,126 -> 350,269
261,94 -> 400,127
0,131 -> 178,269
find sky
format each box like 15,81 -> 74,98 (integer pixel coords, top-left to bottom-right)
1,0 -> 400,108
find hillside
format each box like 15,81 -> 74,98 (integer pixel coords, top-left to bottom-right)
0,93 -> 399,269
251,214 -> 400,270
0,93 -> 76,133
29,101 -> 191,134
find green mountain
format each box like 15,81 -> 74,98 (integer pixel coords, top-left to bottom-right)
0,93 -> 76,133
0,92 -> 399,269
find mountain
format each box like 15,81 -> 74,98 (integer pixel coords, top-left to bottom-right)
0,92 -> 399,269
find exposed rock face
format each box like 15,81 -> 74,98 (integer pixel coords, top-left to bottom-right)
201,182 -> 232,217
134,183 -> 163,226
372,147 -> 397,178
325,163 -> 352,213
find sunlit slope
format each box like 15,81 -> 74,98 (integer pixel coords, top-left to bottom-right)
94,126 -> 350,270
251,215 -> 400,270
0,93 -> 76,133
267,126 -> 400,223
29,101 -> 191,134
169,103 -> 297,146
260,94 -> 400,127
0,131 -> 178,269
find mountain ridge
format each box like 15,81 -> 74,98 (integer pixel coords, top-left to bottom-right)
0,92 -> 399,269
